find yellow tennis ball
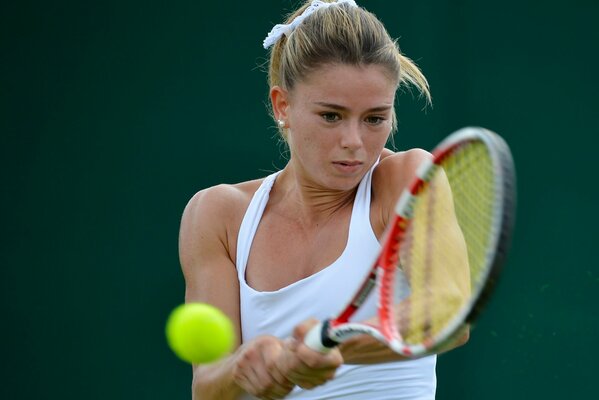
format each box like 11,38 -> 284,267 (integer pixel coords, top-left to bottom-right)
165,303 -> 235,364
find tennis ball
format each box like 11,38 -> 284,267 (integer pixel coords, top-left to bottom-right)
165,303 -> 235,364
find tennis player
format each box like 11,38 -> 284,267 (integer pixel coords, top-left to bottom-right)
179,1 -> 467,398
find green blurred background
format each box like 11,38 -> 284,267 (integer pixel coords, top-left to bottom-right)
2,0 -> 598,398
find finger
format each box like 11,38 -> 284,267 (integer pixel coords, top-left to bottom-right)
261,344 -> 296,397
262,383 -> 295,400
284,360 -> 336,389
255,338 -> 298,399
234,346 -> 276,397
296,343 -> 343,370
286,367 -> 335,390
234,367 -> 262,397
292,318 -> 320,342
267,365 -> 295,395
247,361 -> 277,397
285,345 -> 342,389
283,336 -> 298,352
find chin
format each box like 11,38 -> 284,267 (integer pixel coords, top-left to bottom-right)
326,174 -> 364,192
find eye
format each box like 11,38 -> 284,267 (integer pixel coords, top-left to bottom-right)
321,112 -> 341,123
365,115 -> 386,125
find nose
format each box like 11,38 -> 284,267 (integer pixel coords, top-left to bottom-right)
340,121 -> 363,150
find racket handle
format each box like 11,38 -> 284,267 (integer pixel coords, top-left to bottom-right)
304,319 -> 340,353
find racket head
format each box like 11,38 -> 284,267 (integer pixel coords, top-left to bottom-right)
387,126 -> 516,355
306,127 -> 516,356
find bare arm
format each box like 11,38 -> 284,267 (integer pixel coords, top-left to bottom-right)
339,328 -> 469,364
179,185 -> 246,399
180,185 -> 297,399
180,185 -> 338,399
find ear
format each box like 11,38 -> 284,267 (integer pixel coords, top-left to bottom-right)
270,85 -> 290,122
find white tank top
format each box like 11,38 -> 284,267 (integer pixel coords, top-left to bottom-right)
236,166 -> 437,399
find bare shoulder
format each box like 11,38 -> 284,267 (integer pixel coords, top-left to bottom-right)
374,148 -> 431,188
179,179 -> 263,266
371,149 -> 432,234
181,181 -> 259,226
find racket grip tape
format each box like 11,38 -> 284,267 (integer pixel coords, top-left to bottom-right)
304,319 -> 340,353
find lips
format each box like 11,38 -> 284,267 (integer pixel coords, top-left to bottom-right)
332,160 -> 363,173
333,160 -> 362,167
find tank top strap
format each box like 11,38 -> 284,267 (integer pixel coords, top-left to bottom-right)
346,159 -> 379,247
236,171 -> 281,281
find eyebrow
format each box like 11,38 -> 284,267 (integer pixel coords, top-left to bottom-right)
313,102 -> 393,113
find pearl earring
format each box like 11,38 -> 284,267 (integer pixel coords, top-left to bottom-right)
277,119 -> 285,128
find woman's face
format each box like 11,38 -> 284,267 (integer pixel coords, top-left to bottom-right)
281,63 -> 396,191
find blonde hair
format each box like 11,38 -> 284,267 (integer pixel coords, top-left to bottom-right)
267,1 -> 430,139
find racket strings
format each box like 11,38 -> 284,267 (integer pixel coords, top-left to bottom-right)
448,142 -> 496,287
394,140 -> 498,347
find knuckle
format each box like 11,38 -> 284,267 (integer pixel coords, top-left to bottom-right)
265,358 -> 277,372
262,382 -> 275,393
236,356 -> 250,369
304,357 -> 320,369
241,349 -> 255,362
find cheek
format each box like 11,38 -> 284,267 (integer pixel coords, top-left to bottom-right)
290,119 -> 329,152
299,133 -> 328,159
366,129 -> 392,150
288,129 -> 318,159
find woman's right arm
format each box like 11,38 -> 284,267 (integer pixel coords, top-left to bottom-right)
179,185 -> 294,399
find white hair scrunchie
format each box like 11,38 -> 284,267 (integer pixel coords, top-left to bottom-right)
263,0 -> 358,49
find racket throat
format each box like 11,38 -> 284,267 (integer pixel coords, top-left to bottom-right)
320,320 -> 341,348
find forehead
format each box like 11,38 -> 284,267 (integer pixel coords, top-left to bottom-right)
290,63 -> 398,106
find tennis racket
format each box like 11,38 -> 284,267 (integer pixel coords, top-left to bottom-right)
304,126 -> 516,356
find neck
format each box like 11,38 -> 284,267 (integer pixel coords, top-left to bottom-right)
272,167 -> 358,225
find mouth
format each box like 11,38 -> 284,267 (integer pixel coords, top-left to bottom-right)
333,160 -> 363,167
332,160 -> 363,173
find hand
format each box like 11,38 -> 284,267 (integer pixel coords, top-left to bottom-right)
232,336 -> 295,399
281,319 -> 344,390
